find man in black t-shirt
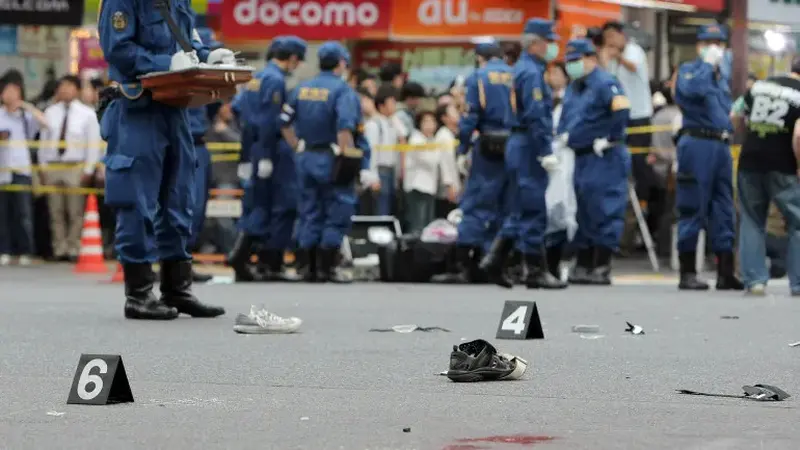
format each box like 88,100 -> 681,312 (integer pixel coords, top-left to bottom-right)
732,58 -> 800,295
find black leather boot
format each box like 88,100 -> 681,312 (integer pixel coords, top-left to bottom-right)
296,248 -> 318,282
715,251 -> 744,291
678,251 -> 709,290
123,263 -> 179,320
479,237 -> 514,289
313,247 -> 328,282
525,251 -> 567,289
227,233 -> 258,282
160,260 -> 225,318
545,244 -> 564,280
320,248 -> 352,283
454,245 -> 474,283
569,247 -> 594,285
586,247 -> 613,285
259,249 -> 302,282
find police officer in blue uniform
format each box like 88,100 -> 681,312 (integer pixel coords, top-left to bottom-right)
452,40 -> 512,283
185,27 -> 221,284
227,36 -> 306,282
673,24 -> 743,291
98,0 -> 225,319
280,41 -> 371,283
560,39 -> 631,285
480,18 -> 563,290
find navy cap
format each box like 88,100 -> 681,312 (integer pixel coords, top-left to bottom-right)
523,18 -> 559,41
196,28 -> 222,50
697,24 -> 726,42
267,37 -> 286,58
318,41 -> 348,66
475,38 -> 501,58
565,38 -> 596,62
283,36 -> 308,60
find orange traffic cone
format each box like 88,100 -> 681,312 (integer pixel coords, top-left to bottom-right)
74,194 -> 109,274
111,263 -> 124,282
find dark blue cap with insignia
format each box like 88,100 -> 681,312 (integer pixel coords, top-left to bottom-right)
196,28 -> 222,50
283,36 -> 308,60
267,37 -> 286,59
697,24 -> 727,42
523,18 -> 559,41
318,41 -> 348,66
474,38 -> 501,58
565,38 -> 596,61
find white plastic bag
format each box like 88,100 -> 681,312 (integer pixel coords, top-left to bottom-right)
545,140 -> 578,240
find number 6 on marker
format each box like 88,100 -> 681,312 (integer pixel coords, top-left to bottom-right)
77,359 -> 107,400
501,306 -> 528,335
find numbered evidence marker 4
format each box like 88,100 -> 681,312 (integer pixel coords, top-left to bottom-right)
67,354 -> 134,405
496,301 -> 544,340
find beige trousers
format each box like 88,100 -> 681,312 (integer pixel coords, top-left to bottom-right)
47,168 -> 85,257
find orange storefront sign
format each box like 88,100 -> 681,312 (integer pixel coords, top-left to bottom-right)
555,0 -> 621,47
390,0 -> 552,40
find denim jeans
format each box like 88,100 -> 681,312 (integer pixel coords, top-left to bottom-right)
0,173 -> 35,256
405,189 -> 435,234
737,169 -> 800,292
376,167 -> 396,216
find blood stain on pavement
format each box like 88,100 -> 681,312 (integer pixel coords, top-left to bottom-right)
446,435 -> 557,447
441,445 -> 489,450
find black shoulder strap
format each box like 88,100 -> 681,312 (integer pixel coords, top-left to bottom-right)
153,0 -> 193,53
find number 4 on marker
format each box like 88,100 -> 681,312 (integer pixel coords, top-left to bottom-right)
502,306 -> 528,335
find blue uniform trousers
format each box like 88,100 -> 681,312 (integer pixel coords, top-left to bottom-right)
102,100 -> 195,264
499,133 -> 548,255
572,146 -> 630,250
675,136 -> 735,253
457,148 -> 506,250
296,150 -> 357,250
189,141 -> 211,248
237,142 -> 298,250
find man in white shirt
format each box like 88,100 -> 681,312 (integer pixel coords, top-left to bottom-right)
364,85 -> 402,216
39,75 -> 102,261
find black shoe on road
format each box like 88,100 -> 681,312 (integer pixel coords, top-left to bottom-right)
446,339 -> 528,383
123,263 -> 178,320
160,260 -> 225,318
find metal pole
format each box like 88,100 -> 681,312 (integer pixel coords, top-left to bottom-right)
730,0 -> 748,98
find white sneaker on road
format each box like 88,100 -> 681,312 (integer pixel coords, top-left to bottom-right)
233,305 -> 302,334
18,255 -> 32,266
0,254 -> 10,266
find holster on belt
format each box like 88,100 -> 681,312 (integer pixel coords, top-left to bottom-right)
479,130 -> 510,161
310,144 -> 363,185
96,86 -> 121,122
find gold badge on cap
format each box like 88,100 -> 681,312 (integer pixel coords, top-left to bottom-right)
112,11 -> 127,31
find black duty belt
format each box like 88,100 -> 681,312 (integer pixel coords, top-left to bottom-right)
573,141 -> 624,156
679,128 -> 731,144
193,135 -> 206,145
511,127 -> 529,132
308,144 -> 333,152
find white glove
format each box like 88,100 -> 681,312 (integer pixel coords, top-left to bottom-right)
456,154 -> 470,176
170,50 -> 200,71
294,139 -> 306,153
702,45 -> 724,67
237,162 -> 252,180
330,143 -> 342,156
257,159 -> 273,179
359,169 -> 378,189
556,133 -> 569,146
539,154 -> 559,172
446,208 -> 463,225
592,138 -> 611,156
208,48 -> 237,66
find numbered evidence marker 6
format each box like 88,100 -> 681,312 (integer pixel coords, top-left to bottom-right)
67,354 -> 134,405
496,301 -> 544,340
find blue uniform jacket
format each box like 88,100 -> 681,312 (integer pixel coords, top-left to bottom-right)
231,66 -> 270,164
251,62 -> 289,161
566,68 -> 631,150
457,58 -> 514,155
556,85 -> 581,136
675,58 -> 732,132
509,52 -> 553,154
99,0 -> 208,89
187,106 -> 209,138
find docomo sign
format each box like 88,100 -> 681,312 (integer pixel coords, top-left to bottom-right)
223,0 -> 391,40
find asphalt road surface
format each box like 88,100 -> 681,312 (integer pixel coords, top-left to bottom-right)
1,265 -> 798,450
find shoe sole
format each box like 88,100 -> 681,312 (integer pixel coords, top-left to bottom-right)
446,368 -> 514,382
233,325 -> 300,334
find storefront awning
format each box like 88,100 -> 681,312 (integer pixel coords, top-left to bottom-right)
590,0 -> 724,13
